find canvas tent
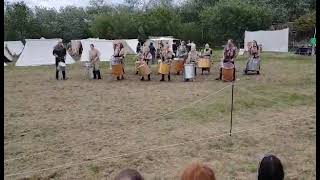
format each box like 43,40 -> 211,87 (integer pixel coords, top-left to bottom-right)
4,41 -> 24,56
71,40 -> 81,55
244,28 -> 289,52
4,43 -> 13,61
16,39 -> 75,66
80,39 -> 113,62
113,39 -> 138,54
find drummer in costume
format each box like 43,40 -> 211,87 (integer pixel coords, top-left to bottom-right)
243,40 -> 260,74
216,39 -> 237,81
112,42 -> 125,80
175,41 -> 188,75
89,44 -> 102,79
186,43 -> 198,76
159,44 -> 174,81
137,46 -> 152,81
53,40 -> 67,80
201,43 -> 213,74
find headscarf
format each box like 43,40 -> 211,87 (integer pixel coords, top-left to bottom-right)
205,43 -> 209,49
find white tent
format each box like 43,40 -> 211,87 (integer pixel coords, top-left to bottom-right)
146,36 -> 177,51
4,41 -> 24,56
71,40 -> 81,55
16,39 -> 75,66
244,28 -> 289,52
4,62 -> 7,66
114,39 -> 138,54
80,39 -> 114,62
4,43 -> 13,61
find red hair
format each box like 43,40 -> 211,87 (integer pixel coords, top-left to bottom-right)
181,163 -> 216,180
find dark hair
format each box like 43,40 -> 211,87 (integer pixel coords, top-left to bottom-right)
252,40 -> 259,50
258,154 -> 284,180
114,169 -> 144,180
90,44 -> 94,47
181,163 -> 216,180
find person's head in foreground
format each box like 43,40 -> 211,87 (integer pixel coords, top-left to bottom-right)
227,39 -> 234,47
114,169 -> 144,180
181,162 -> 216,180
90,44 -> 94,50
258,154 -> 284,180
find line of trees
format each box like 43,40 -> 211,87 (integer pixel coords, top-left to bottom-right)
4,0 -> 316,47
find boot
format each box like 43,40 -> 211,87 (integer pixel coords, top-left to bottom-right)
194,67 -> 197,76
147,74 -> 151,81
97,70 -> 101,79
202,68 -> 204,75
141,77 -> 145,81
168,74 -> 171,81
136,71 -> 138,75
117,76 -> 120,80
160,74 -> 165,81
93,70 -> 97,79
62,71 -> 66,80
121,75 -> 124,80
56,70 -> 59,80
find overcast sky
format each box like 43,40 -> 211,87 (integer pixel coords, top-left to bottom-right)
6,0 -> 125,9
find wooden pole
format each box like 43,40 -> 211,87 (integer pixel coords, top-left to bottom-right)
230,82 -> 234,136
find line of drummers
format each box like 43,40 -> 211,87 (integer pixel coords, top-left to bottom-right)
109,39 -> 238,82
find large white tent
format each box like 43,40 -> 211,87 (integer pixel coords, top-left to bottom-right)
146,36 -> 177,51
16,39 -> 75,66
244,28 -> 289,52
80,39 -> 113,62
71,40 -> 81,55
4,43 -> 13,61
4,41 -> 24,56
124,39 -> 138,54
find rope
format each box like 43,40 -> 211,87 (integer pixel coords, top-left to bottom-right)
5,114 -> 314,178
5,84 -> 232,162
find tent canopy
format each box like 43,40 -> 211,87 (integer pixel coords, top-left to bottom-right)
80,39 -> 114,62
4,41 -> 24,56
4,42 -> 13,61
114,39 -> 138,54
244,28 -> 289,52
16,39 -> 75,66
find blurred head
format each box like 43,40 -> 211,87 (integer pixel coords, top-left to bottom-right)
191,44 -> 196,51
227,39 -> 233,47
181,41 -> 185,45
90,44 -> 94,49
258,154 -> 284,180
252,40 -> 258,47
205,43 -> 209,49
150,42 -> 153,46
181,162 -> 216,180
143,45 -> 150,53
114,169 -> 144,180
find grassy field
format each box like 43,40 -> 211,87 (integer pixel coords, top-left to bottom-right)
4,51 -> 316,180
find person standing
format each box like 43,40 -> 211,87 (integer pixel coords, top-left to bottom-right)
160,44 -> 174,81
89,44 -> 102,79
112,42 -> 126,80
53,40 -> 67,80
201,43 -> 213,74
149,42 -> 156,64
186,43 -> 198,76
216,39 -> 237,81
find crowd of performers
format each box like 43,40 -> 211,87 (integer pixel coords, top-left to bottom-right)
53,39 -> 261,81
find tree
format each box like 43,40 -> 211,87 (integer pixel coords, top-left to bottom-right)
200,0 -> 272,46
4,2 -> 35,40
293,11 -> 316,41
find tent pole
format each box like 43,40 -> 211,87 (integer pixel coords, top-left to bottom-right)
229,82 -> 234,136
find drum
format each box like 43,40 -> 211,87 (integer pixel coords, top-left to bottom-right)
184,63 -> 195,80
137,63 -> 151,76
112,64 -> 123,76
158,62 -> 170,75
171,58 -> 184,73
222,62 -> 235,82
246,58 -> 260,71
197,58 -> 211,68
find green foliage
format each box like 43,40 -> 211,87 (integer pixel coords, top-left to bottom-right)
293,11 -> 316,41
200,0 -> 272,45
3,0 -> 317,46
